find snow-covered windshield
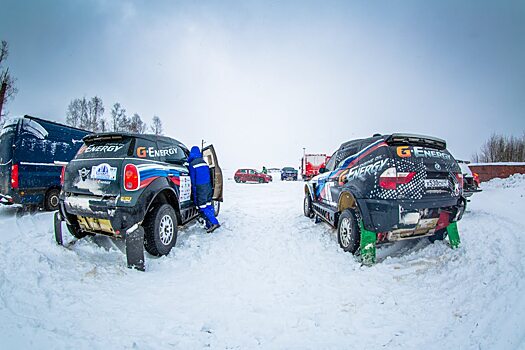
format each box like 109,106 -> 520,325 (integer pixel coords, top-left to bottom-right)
21,119 -> 49,140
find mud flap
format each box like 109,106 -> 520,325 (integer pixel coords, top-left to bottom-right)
126,226 -> 145,271
54,211 -> 63,246
359,220 -> 376,266
447,221 -> 460,249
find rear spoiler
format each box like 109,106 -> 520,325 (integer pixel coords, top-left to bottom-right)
385,133 -> 446,150
83,133 -> 129,143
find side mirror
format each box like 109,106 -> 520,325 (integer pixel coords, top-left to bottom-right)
319,167 -> 326,174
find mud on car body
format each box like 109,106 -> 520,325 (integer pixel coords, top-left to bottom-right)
54,132 -> 223,270
304,133 -> 466,263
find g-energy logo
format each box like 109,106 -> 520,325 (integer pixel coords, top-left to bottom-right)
396,146 -> 451,160
136,147 -> 178,158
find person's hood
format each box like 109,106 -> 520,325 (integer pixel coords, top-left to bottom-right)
188,146 -> 202,162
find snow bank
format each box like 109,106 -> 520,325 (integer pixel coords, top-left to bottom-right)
0,177 -> 524,349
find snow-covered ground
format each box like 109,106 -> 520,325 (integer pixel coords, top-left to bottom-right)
0,176 -> 524,349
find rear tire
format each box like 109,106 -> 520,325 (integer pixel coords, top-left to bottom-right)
429,228 -> 448,243
66,222 -> 89,239
45,188 -> 61,211
337,209 -> 360,253
143,204 -> 178,256
303,195 -> 314,218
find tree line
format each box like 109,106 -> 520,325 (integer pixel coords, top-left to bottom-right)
66,96 -> 164,135
0,40 -> 18,122
473,132 -> 525,163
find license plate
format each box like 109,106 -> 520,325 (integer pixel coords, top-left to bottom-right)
424,179 -> 449,188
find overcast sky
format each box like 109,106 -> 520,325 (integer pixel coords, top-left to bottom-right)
1,0 -> 524,170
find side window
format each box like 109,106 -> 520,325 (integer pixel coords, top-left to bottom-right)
337,145 -> 360,168
325,151 -> 337,171
157,141 -> 186,165
134,139 -> 157,159
249,170 -> 255,174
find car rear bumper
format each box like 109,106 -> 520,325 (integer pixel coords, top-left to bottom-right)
357,196 -> 466,235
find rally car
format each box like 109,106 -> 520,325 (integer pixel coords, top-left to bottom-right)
303,133 -> 466,263
54,132 -> 223,270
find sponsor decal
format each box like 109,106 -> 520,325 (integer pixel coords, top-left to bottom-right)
347,159 -> 388,181
179,176 -> 191,201
84,144 -> 124,153
136,146 -> 179,158
78,167 -> 90,180
413,147 -> 451,160
120,196 -> 132,203
90,163 -> 117,181
397,146 -> 411,158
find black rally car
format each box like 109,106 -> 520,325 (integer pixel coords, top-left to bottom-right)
54,133 -> 223,270
303,133 -> 466,260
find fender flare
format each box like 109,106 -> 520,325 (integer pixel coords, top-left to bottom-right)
135,177 -> 181,224
304,183 -> 315,200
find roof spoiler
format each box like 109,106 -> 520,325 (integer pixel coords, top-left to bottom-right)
385,133 -> 446,150
83,132 -> 129,142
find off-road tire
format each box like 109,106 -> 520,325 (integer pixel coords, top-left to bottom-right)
44,188 -> 61,211
428,228 -> 448,243
337,209 -> 360,254
213,200 -> 221,216
143,204 -> 178,256
303,195 -> 314,218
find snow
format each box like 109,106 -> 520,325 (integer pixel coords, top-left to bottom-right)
0,176 -> 524,349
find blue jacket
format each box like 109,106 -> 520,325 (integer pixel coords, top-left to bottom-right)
187,146 -> 212,206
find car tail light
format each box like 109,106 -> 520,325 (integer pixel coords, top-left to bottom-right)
11,164 -> 19,189
124,164 -> 140,191
455,173 -> 464,189
472,172 -> 480,185
379,167 -> 416,190
60,166 -> 66,186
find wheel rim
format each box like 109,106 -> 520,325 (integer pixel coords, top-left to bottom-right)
159,214 -> 174,245
304,197 -> 310,215
339,217 -> 352,247
49,195 -> 59,208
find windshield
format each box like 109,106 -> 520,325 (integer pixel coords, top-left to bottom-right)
282,167 -> 296,172
75,139 -> 132,159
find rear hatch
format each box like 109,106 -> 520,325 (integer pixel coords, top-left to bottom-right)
385,134 -> 462,200
63,135 -> 133,197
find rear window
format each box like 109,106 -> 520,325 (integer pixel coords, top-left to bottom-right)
75,139 -> 132,159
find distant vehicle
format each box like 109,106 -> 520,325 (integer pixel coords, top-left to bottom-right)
300,154 -> 329,181
281,167 -> 298,181
457,160 -> 481,197
304,133 -> 466,263
234,169 -> 272,183
0,115 -> 89,210
54,132 -> 223,270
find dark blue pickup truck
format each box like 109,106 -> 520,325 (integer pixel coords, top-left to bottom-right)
0,115 -> 89,210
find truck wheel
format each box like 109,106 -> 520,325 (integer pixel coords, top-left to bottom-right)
66,223 -> 89,239
44,189 -> 60,211
337,209 -> 360,253
213,200 -> 221,216
303,195 -> 314,218
429,228 -> 448,243
143,204 -> 178,256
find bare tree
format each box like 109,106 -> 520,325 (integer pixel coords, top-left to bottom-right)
150,115 -> 163,135
474,132 -> 525,163
129,113 -> 147,133
88,96 -> 104,132
0,40 -> 18,123
110,102 -> 127,132
66,97 -> 89,129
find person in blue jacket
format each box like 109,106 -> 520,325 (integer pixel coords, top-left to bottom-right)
187,146 -> 220,233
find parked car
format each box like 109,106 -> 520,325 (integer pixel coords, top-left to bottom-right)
234,169 -> 272,183
0,115 -> 89,211
281,167 -> 298,181
54,132 -> 223,271
304,133 -> 466,263
457,160 -> 481,197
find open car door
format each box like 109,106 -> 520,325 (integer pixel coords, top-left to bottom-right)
202,144 -> 223,201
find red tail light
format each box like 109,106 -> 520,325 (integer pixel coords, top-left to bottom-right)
11,164 -> 19,189
124,164 -> 140,191
472,172 -> 480,185
379,167 -> 416,190
60,166 -> 66,186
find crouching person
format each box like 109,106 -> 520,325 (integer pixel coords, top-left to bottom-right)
187,146 -> 220,233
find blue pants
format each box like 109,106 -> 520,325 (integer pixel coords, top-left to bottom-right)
199,205 -> 219,228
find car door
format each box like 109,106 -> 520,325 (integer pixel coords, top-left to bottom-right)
202,144 -> 223,201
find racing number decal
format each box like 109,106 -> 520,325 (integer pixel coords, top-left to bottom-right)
179,176 -> 191,202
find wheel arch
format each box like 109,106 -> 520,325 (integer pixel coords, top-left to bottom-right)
145,188 -> 182,225
304,183 -> 315,200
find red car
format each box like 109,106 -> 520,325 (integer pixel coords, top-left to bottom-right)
234,169 -> 272,183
